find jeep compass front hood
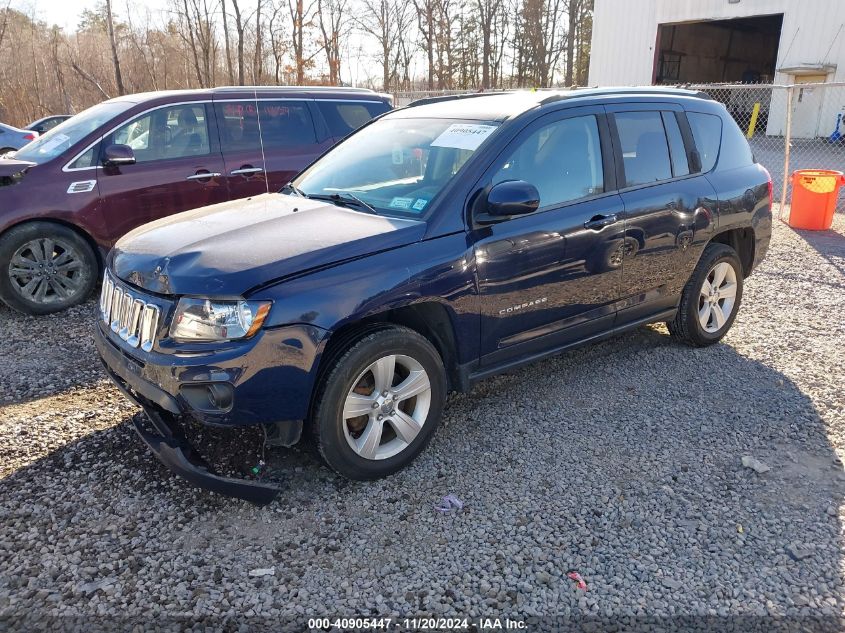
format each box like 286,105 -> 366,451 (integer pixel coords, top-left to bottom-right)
110,193 -> 427,296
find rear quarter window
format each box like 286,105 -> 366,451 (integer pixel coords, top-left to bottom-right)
318,101 -> 391,138
686,112 -> 721,172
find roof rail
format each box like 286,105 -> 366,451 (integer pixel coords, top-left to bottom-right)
406,92 -> 503,107
212,85 -> 376,93
539,86 -> 713,105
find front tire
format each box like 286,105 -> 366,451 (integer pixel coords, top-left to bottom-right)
312,326 -> 447,480
668,242 -> 744,346
0,222 -> 98,315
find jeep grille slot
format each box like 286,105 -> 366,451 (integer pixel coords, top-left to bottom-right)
99,272 -> 161,351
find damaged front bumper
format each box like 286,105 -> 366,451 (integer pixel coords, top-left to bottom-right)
97,331 -> 281,505
131,407 -> 280,506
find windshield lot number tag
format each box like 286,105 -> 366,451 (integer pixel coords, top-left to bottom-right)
431,123 -> 496,150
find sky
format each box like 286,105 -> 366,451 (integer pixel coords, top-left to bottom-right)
17,0 -> 388,86
20,0 -> 169,29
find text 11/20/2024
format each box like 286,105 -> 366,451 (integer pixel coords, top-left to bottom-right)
307,617 -> 527,630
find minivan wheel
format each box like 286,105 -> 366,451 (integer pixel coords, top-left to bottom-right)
667,242 -> 744,346
312,326 -> 446,480
0,222 -> 98,315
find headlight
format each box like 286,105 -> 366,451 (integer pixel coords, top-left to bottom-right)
170,298 -> 271,341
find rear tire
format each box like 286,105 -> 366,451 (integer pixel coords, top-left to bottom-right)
0,222 -> 98,315
668,242 -> 744,347
311,325 -> 446,480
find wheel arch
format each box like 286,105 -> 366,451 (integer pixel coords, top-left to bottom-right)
709,225 -> 755,277
0,217 -> 104,274
308,301 -> 462,420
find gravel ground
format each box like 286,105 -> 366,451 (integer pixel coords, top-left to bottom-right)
1,216 -> 844,630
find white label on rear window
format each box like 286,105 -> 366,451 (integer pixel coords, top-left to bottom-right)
431,124 -> 496,150
37,133 -> 70,153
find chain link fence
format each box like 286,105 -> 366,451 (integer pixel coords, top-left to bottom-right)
393,83 -> 845,219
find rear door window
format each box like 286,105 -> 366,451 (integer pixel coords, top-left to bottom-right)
613,111 -> 673,187
686,112 -> 722,172
318,101 -> 391,138
215,101 -> 263,153
258,101 -> 317,149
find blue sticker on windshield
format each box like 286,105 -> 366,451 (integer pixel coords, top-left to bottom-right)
389,197 -> 414,209
412,199 -> 428,211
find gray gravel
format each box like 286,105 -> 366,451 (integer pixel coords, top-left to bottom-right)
1,215 -> 844,629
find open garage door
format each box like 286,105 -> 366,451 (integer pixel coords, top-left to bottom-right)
654,14 -> 783,85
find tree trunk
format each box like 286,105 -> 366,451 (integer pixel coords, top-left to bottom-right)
105,0 -> 125,95
564,0 -> 579,86
253,0 -> 262,83
231,0 -> 246,85
221,0 -> 235,83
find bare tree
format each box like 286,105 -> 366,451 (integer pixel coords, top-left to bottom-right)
477,0 -> 502,88
253,0 -> 263,82
317,0 -> 346,84
230,0 -> 250,84
287,0 -> 318,84
220,0 -> 235,82
412,0 -> 437,89
105,0 -> 126,94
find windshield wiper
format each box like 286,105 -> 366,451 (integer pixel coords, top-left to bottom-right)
307,192 -> 378,215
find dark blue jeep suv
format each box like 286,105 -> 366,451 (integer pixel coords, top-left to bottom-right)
95,88 -> 772,504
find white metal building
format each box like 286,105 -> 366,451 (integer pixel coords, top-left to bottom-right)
588,0 -> 845,137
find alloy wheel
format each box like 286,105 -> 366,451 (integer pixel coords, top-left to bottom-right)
342,354 -> 432,460
8,238 -> 86,305
698,261 -> 738,333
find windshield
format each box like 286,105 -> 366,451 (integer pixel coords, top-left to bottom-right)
15,101 -> 134,163
293,117 -> 500,218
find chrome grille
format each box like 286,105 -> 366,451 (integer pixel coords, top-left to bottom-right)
100,272 -> 161,352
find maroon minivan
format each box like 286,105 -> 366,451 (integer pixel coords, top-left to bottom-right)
0,86 -> 392,314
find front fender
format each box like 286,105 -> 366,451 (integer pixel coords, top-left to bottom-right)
256,234 -> 479,365
258,249 -> 413,330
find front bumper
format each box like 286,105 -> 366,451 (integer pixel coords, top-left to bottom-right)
99,343 -> 281,504
95,321 -> 326,503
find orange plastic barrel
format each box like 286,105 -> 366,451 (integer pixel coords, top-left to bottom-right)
788,169 -> 845,230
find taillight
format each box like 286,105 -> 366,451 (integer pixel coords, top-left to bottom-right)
23,133 -> 35,141
762,166 -> 773,207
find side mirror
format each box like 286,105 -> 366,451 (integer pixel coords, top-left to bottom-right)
103,144 -> 136,167
478,180 -> 540,221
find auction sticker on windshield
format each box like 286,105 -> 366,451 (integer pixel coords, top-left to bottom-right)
431,124 -> 496,150
37,133 -> 70,154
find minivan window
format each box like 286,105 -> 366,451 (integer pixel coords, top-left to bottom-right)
294,117 -> 500,218
614,111 -> 673,187
493,114 -> 604,208
662,112 -> 689,177
318,101 -> 391,137
258,101 -> 317,148
16,101 -> 133,164
686,112 -> 722,172
110,104 -> 210,162
216,101 -> 262,152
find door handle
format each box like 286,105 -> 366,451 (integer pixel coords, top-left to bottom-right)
186,172 -> 222,181
583,214 -> 618,230
230,166 -> 263,176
